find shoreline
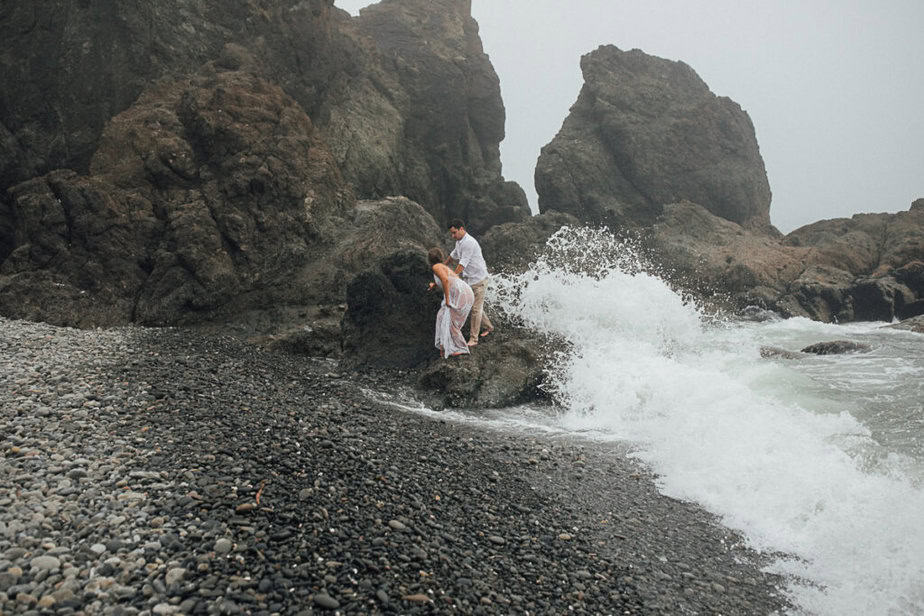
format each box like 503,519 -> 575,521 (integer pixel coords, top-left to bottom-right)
1,317 -> 790,614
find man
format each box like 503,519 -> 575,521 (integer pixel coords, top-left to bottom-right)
445,218 -> 494,346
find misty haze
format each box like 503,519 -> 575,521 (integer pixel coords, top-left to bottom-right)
1,2 -> 922,615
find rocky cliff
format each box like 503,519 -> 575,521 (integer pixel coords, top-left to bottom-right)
332,0 -> 530,233
0,0 -> 528,329
535,46 -> 772,230
645,199 -> 924,322
523,45 -> 923,324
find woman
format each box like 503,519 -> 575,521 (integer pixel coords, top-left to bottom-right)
428,247 -> 474,358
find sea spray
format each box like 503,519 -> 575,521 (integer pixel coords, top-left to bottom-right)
490,226 -> 924,615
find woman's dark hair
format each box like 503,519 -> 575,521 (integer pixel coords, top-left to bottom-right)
427,247 -> 445,265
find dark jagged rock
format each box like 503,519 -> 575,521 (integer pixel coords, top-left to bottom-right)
0,1 -> 342,188
331,0 -> 530,234
888,314 -> 924,334
0,0 -> 526,235
777,265 -> 857,322
1,66 -> 352,327
897,299 -> 924,321
893,261 -> 924,295
638,200 -> 924,323
536,46 -> 771,230
849,277 -> 915,322
759,346 -> 805,360
780,205 -> 924,321
417,329 -> 547,408
0,0 -> 526,332
192,195 -> 444,343
340,249 -> 440,370
480,211 -> 579,274
800,340 -> 872,355
0,169 -> 161,327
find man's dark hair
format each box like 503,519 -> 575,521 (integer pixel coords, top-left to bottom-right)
448,218 -> 465,230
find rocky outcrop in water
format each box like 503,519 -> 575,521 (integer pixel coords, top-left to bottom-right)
888,314 -> 924,334
535,46 -> 772,230
800,340 -> 872,355
524,46 -> 924,326
644,200 -> 924,322
417,330 -> 547,408
780,204 -> 924,321
337,246 -> 548,408
759,339 -> 873,359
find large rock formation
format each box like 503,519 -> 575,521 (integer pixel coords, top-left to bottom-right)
645,199 -> 924,322
780,203 -> 924,321
1,64 -> 352,327
338,247 -> 548,407
0,0 -> 527,329
0,0 -> 526,235
1,0 -> 919,414
535,46 -> 772,230
522,45 -> 923,326
0,1 -> 344,187
327,0 -> 530,234
480,211 -> 580,274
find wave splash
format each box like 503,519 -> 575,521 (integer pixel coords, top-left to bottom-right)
492,226 -> 924,616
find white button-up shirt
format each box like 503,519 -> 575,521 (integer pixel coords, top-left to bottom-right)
450,232 -> 489,285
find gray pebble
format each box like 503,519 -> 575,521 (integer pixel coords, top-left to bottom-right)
313,593 -> 340,609
388,519 -> 406,531
165,567 -> 186,587
29,556 -> 60,571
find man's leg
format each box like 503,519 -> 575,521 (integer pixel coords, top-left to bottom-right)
469,280 -> 486,344
478,277 -> 494,335
479,299 -> 493,336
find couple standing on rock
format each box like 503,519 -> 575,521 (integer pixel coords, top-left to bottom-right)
428,219 -> 495,358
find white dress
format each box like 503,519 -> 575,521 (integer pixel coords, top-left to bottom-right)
434,274 -> 474,358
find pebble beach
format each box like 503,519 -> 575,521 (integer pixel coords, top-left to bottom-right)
1,317 -> 790,615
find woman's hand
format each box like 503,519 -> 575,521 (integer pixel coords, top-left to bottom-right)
427,282 -> 436,291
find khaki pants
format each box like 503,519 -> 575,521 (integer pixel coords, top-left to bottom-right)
468,278 -> 493,342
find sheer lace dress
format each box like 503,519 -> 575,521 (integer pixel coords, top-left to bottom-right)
433,274 -> 474,358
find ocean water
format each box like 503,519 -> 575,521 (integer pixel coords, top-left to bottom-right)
394,227 -> 924,616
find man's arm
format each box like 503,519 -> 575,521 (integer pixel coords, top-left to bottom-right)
443,254 -> 462,274
450,241 -> 470,276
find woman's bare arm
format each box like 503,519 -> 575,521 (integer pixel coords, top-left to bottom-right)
432,263 -> 452,305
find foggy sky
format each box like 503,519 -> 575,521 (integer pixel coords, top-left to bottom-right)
335,0 -> 924,233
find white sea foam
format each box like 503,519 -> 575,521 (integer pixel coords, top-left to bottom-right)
490,227 -> 924,616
